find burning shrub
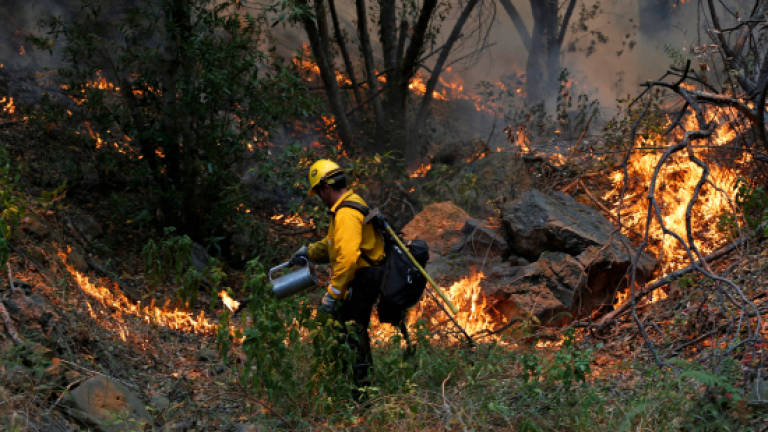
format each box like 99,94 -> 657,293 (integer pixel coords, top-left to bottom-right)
36,0 -> 316,247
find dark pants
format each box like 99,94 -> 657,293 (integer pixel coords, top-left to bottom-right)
333,266 -> 382,387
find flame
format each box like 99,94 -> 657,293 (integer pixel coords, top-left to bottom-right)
409,163 -> 432,178
18,45 -> 25,55
371,270 -> 500,343
270,213 -> 315,229
219,290 -> 240,313
293,45 -> 351,86
1,96 -> 16,115
58,248 -> 218,337
605,105 -> 745,306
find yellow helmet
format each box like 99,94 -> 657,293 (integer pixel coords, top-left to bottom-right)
307,159 -> 343,196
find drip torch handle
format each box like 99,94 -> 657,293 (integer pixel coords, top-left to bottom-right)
268,261 -> 291,282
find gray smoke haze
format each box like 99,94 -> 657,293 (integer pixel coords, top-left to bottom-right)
1,0 -> 702,130
0,0 -> 80,101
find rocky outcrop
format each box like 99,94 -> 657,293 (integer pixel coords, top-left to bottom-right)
401,189 -> 658,324
501,189 -> 615,260
490,189 -> 657,322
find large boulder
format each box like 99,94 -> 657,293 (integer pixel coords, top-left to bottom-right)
402,202 -> 507,284
485,252 -> 587,323
62,376 -> 151,432
491,189 -> 657,321
401,201 -> 470,255
501,189 -> 615,260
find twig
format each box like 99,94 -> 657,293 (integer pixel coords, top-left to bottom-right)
59,359 -> 141,392
0,300 -> 22,345
578,180 -> 644,238
47,376 -> 88,414
589,221 -> 767,330
233,390 -> 294,429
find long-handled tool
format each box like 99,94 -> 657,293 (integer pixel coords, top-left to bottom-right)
366,209 -> 476,346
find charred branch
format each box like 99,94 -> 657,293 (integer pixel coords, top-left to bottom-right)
328,0 -> 362,105
498,0 -> 531,51
355,0 -> 385,130
299,0 -> 355,148
412,0 -> 481,139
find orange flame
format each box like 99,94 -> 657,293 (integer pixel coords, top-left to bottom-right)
371,270 -> 500,343
409,163 -> 432,178
605,105 -> 745,306
270,213 -> 315,229
58,248 -> 218,337
1,96 -> 16,115
219,290 -> 240,313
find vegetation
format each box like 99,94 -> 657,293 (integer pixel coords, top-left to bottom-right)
36,0 -> 316,247
0,146 -> 23,268
0,0 -> 767,430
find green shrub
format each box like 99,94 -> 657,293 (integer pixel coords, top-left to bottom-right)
38,0 -> 316,244
0,146 -> 24,267
142,226 -> 225,305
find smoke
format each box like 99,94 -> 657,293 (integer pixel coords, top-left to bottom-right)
0,0 -> 79,101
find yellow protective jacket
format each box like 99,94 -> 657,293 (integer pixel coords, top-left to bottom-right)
307,190 -> 385,299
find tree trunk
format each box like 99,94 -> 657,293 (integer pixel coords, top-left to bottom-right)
498,0 -> 531,51
638,0 -> 674,38
526,0 -> 559,107
409,0 -> 481,164
300,0 -> 356,149
328,0 -> 362,106
355,0 -> 385,134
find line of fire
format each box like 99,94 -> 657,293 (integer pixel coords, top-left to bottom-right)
0,0 -> 767,430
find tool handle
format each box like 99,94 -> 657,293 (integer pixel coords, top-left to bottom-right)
268,262 -> 291,282
268,257 -> 308,281
382,223 -> 459,315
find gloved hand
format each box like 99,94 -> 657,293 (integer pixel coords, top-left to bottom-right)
290,245 -> 309,266
320,291 -> 339,314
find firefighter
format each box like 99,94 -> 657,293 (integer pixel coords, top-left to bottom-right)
291,159 -> 386,391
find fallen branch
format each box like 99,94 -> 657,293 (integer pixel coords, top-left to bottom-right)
588,222 -> 766,330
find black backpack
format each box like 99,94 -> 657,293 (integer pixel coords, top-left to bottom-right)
334,201 -> 429,325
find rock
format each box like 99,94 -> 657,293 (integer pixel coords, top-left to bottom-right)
150,394 -> 170,411
4,288 -> 59,338
66,212 -> 103,243
190,242 -> 211,271
66,247 -> 90,273
19,214 -> 50,239
575,242 -> 657,311
197,347 -> 218,362
487,252 -> 587,323
449,218 -> 507,258
490,189 -> 657,321
501,189 -> 616,260
401,202 -> 470,255
63,376 -> 151,432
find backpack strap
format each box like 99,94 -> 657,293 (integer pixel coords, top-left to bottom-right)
332,200 -> 379,266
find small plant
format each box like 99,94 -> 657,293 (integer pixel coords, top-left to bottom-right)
547,328 -> 594,390
142,227 -> 225,305
240,256 -> 311,402
734,177 -> 768,232
0,146 -> 24,267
